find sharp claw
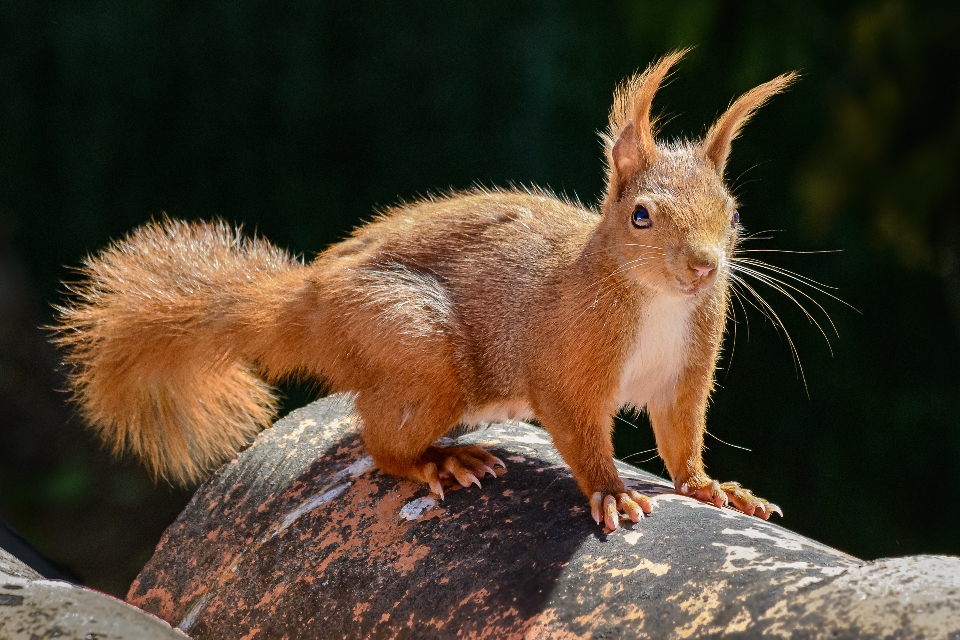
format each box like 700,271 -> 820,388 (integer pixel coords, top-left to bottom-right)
721,494 -> 729,507
755,502 -> 766,513
620,495 -> 643,522
423,462 -> 444,499
768,503 -> 783,517
490,456 -> 506,469
590,492 -> 603,525
459,472 -> 480,489
627,491 -> 654,514
603,495 -> 619,531
479,464 -> 497,478
621,494 -> 643,522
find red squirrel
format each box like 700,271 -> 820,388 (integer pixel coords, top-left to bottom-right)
53,51 -> 795,530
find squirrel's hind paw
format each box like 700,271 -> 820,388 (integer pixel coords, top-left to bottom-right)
414,445 -> 505,500
680,480 -> 782,520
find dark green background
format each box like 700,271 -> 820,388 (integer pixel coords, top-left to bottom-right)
2,1 -> 959,596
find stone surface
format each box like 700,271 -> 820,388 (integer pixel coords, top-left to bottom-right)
0,547 -> 185,639
128,394 -> 960,639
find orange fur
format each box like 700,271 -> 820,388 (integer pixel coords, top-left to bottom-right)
53,53 -> 795,527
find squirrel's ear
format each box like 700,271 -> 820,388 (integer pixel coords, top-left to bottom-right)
605,50 -> 688,199
702,72 -> 798,175
611,120 -> 640,185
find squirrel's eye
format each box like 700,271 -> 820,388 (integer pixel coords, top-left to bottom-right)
732,210 -> 740,225
632,205 -> 652,229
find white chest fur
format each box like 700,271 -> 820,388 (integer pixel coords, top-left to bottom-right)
618,293 -> 695,410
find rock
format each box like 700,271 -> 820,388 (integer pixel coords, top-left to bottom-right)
0,546 -> 185,639
128,394 -> 960,639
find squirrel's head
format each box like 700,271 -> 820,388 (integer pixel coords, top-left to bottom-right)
599,50 -> 796,297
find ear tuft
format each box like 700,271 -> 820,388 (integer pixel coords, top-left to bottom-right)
603,49 -> 691,201
702,72 -> 799,175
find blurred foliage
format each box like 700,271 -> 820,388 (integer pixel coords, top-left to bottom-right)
1,0 -> 959,595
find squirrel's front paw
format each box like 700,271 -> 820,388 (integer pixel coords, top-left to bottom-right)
680,480 -> 782,520
589,490 -> 655,531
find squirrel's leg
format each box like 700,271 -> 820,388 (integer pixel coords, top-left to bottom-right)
535,400 -> 654,531
647,368 -> 781,519
356,388 -> 505,499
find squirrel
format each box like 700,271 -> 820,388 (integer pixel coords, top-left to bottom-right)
53,51 -> 795,531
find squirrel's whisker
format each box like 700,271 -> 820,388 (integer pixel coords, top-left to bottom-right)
733,258 -> 858,314
731,262 -> 840,334
730,282 -> 753,341
585,255 -> 655,291
613,414 -> 642,429
705,429 -> 752,451
620,452 -> 661,464
733,256 -> 839,292
723,288 -> 739,380
731,265 -> 836,355
584,256 -> 664,304
739,228 -> 784,240
730,278 -> 775,336
736,249 -> 843,255
729,272 -> 809,393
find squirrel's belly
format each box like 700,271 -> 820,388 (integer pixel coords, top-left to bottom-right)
461,400 -> 536,426
617,294 -> 695,410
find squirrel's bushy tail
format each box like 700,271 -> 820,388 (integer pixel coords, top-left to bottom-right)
52,218 -> 304,486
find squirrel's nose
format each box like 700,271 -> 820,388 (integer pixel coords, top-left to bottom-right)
684,246 -> 720,281
691,261 -> 716,278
